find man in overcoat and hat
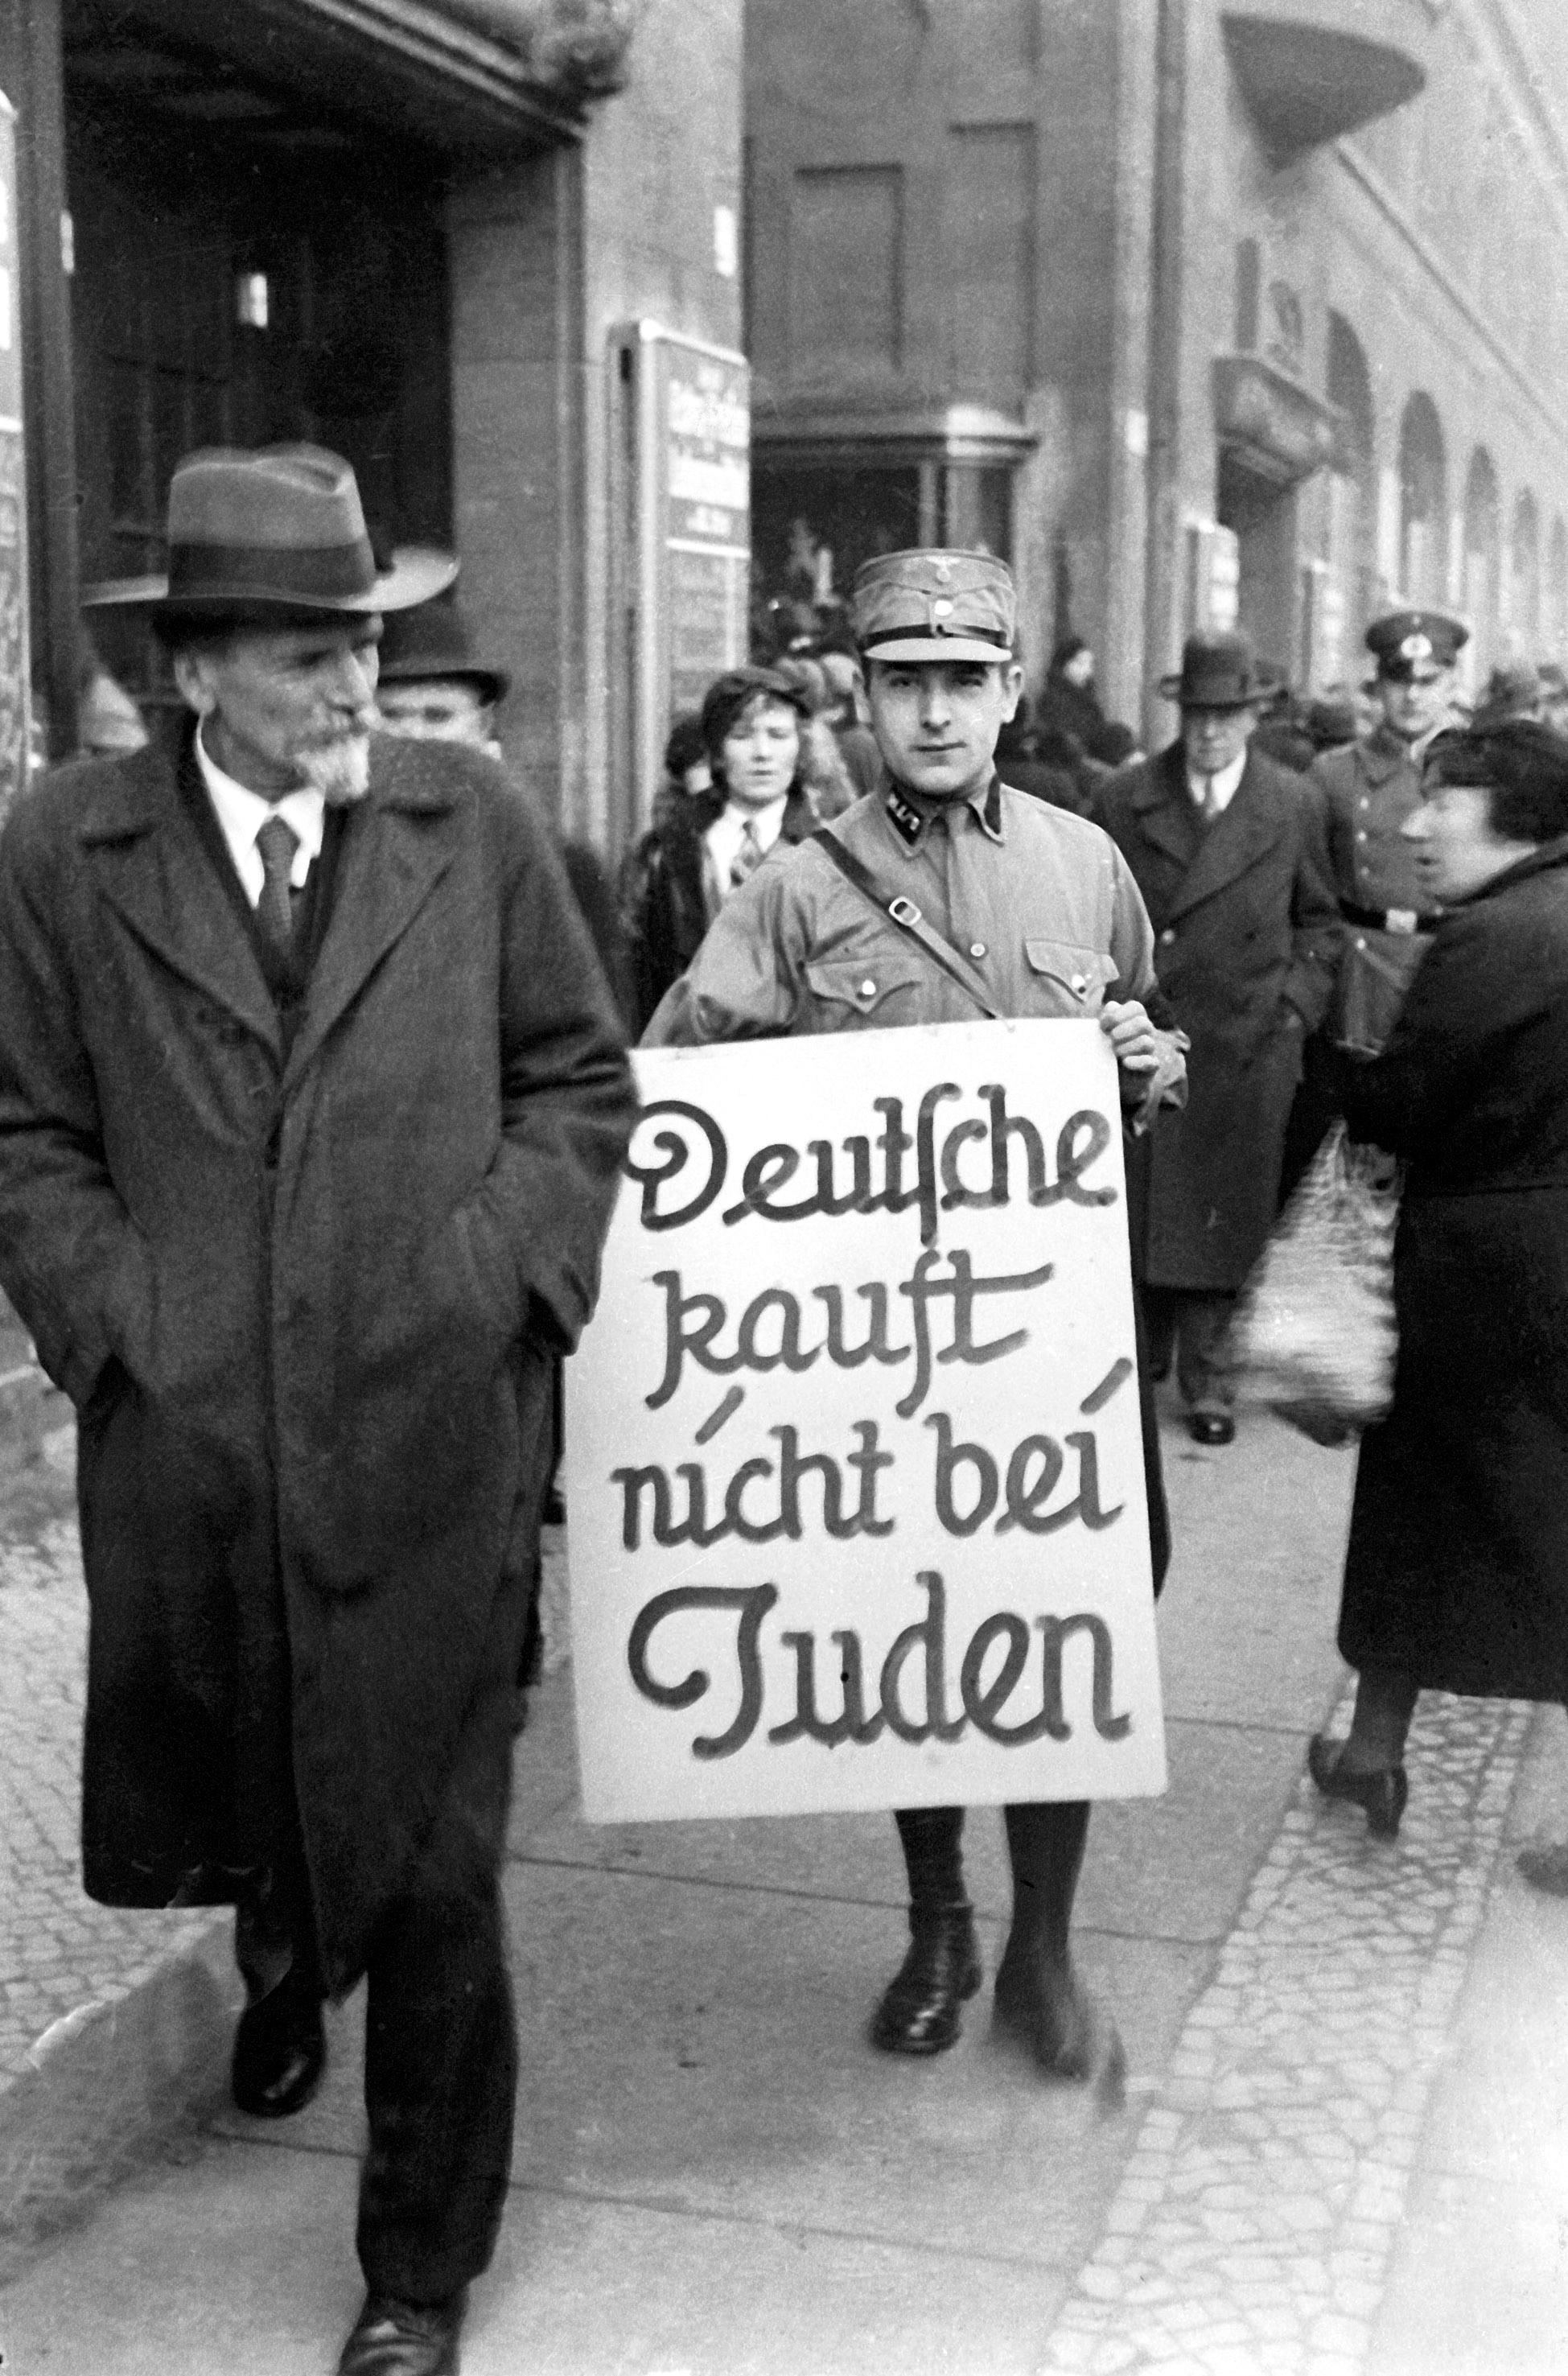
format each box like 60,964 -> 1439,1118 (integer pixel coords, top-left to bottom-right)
0,445 -> 637,2375
1093,629 -> 1342,1444
645,550 -> 1186,2089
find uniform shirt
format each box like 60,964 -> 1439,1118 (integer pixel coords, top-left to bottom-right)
195,723 -> 323,906
644,775 -> 1186,1123
1309,723 -> 1430,916
1308,723 -> 1437,1052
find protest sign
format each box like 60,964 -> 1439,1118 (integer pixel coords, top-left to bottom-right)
567,1017 -> 1167,1821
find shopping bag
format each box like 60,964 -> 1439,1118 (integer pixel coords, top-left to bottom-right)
1228,1122 -> 1400,1446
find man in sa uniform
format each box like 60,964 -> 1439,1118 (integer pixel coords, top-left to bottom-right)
1310,608 -> 1467,1058
644,551 -> 1186,2082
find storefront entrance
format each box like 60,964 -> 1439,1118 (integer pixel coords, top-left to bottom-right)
66,64 -> 451,721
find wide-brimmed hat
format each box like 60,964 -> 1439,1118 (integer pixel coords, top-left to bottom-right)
1158,629 -> 1276,710
852,550 -> 1015,666
375,599 -> 508,705
80,443 -> 457,621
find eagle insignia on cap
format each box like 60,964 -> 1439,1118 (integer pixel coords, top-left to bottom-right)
1400,632 -> 1433,664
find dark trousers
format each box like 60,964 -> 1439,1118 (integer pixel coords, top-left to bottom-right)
1142,1286 -> 1235,1413
233,1706 -> 518,2306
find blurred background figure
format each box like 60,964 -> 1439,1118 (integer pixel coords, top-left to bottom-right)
1537,664 -> 1568,735
76,630 -> 149,758
817,649 -> 883,799
994,692 -> 1089,813
771,653 -> 858,818
1470,660 -> 1545,731
374,598 -> 507,752
1036,635 -> 1140,770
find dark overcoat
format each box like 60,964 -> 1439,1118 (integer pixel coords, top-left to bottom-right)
1093,741 -> 1342,1291
1339,838 -> 1568,1699
0,730 -> 637,1990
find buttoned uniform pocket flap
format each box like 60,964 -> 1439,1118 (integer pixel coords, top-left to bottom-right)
1023,941 -> 1119,1008
803,957 -> 919,1016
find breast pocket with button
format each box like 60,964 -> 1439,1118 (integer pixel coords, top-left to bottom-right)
1022,939 -> 1119,1017
801,956 -> 924,1032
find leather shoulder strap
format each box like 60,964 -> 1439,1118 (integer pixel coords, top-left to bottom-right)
811,827 -> 1003,1021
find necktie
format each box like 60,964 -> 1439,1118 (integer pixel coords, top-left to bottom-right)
1199,775 -> 1220,826
254,815 -> 300,960
729,819 -> 764,892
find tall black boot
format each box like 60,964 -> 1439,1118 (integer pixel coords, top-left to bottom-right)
871,1806 -> 982,2056
994,1801 -> 1116,2082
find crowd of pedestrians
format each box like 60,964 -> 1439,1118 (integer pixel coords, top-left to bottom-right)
6,434 -> 1568,2374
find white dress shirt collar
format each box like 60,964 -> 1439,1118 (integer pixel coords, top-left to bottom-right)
195,723 -> 325,908
1186,746 -> 1248,816
705,793 -> 791,896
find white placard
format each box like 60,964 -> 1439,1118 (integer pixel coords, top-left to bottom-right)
567,1019 -> 1167,1821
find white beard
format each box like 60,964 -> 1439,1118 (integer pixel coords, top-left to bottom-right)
298,734 -> 372,807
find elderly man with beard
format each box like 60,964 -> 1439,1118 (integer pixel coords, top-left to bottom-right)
0,446 -> 636,2375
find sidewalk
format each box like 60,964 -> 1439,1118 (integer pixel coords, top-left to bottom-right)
2,1401 -> 1566,2370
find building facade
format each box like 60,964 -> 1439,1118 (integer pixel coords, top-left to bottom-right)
745,0 -> 1568,737
4,0 -> 742,852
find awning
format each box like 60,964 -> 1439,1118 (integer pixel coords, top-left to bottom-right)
65,0 -> 638,157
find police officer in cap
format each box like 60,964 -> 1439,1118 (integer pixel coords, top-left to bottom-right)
1311,608 -> 1467,1057
644,550 -> 1185,2082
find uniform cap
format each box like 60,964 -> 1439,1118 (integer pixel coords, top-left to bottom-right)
1364,608 -> 1467,681
852,549 -> 1015,666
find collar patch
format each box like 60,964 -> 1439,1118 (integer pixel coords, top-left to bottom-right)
884,785 -> 924,847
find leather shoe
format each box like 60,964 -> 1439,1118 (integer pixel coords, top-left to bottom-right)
993,1950 -> 1123,2094
1517,1843 -> 1568,1895
1187,1410 -> 1235,1446
871,1905 -> 982,2055
231,1976 -> 325,2119
337,2292 -> 465,2375
1307,1734 -> 1408,1839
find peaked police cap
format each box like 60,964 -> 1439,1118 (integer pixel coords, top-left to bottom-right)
1364,608 -> 1468,680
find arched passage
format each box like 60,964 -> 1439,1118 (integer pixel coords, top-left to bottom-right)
1398,394 -> 1446,604
1463,448 -> 1501,666
1549,517 -> 1568,653
1325,311 -> 1376,669
1512,489 -> 1541,644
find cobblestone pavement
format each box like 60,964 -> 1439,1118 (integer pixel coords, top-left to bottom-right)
0,1451 -> 212,2090
1041,1687 -> 1533,2376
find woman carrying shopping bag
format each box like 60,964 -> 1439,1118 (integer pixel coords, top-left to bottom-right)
1309,720 -> 1568,1872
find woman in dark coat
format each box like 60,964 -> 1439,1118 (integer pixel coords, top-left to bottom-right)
1311,720 -> 1568,1882
620,669 -> 816,1032
1036,636 -> 1140,769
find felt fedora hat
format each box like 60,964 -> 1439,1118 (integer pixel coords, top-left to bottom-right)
1158,628 -> 1277,709
375,599 -> 510,705
80,443 -> 458,620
